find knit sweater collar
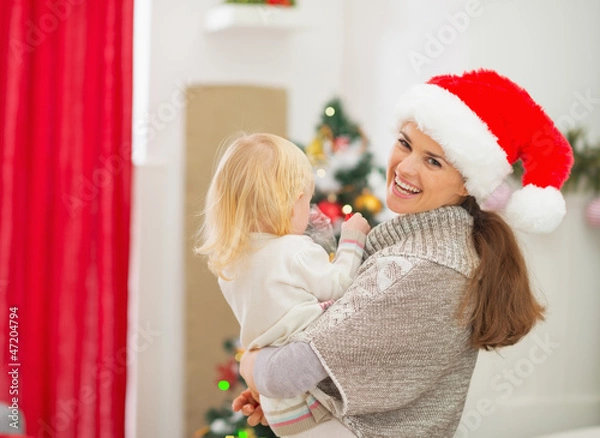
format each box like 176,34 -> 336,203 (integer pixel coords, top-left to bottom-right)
365,206 -> 478,277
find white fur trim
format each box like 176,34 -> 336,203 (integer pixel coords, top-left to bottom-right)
395,84 -> 513,203
503,185 -> 566,233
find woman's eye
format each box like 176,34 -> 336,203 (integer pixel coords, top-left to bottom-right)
398,139 -> 411,150
427,157 -> 442,167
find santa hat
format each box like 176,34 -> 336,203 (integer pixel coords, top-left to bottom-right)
395,69 -> 574,233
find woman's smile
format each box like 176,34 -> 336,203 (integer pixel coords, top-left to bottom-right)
392,175 -> 422,198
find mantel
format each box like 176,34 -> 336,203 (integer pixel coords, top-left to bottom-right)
205,4 -> 309,33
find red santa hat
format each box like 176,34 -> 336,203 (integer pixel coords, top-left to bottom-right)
395,69 -> 574,233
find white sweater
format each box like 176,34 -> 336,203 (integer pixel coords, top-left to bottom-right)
219,229 -> 366,350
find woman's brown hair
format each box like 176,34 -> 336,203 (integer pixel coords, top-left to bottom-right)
460,196 -> 545,350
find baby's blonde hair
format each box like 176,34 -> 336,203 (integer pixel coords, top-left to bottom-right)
196,133 -> 313,278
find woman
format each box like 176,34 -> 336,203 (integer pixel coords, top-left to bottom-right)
233,69 -> 574,437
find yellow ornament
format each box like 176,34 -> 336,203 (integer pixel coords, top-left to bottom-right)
305,136 -> 327,165
234,347 -> 245,362
354,191 -> 383,214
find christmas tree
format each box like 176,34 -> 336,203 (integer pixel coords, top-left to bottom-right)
195,339 -> 276,438
303,98 -> 388,236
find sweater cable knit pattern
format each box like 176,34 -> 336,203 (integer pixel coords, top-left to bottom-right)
364,205 -> 478,276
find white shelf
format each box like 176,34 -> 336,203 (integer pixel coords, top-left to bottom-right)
204,4 -> 309,33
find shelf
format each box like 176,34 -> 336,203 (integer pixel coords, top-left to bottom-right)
204,4 -> 309,33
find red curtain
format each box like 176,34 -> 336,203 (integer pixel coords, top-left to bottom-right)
0,0 -> 133,437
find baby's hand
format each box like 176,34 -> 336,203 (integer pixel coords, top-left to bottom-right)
341,212 -> 371,235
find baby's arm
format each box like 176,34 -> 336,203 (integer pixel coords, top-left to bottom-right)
297,214 -> 369,301
334,213 -> 371,277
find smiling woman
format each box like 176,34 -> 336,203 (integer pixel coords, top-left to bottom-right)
233,69 -> 574,438
386,121 -> 468,215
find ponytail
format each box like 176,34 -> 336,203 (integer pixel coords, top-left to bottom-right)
460,196 -> 545,350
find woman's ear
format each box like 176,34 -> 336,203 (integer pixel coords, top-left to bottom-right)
457,178 -> 469,198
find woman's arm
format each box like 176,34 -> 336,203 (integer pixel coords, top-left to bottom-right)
234,344 -> 327,425
241,343 -> 328,399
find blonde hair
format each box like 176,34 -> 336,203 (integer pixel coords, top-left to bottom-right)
195,133 -> 313,278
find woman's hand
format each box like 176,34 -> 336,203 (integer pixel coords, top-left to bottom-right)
232,350 -> 268,426
231,388 -> 268,426
239,349 -> 260,395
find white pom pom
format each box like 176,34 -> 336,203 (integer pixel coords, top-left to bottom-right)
503,185 -> 566,233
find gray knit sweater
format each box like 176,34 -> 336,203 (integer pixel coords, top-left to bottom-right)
259,206 -> 480,437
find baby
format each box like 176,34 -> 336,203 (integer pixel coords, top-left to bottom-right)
197,133 -> 370,437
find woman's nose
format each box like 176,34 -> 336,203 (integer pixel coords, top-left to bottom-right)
395,154 -> 419,175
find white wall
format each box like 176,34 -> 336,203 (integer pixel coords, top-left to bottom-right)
132,0 -> 600,436
339,0 -> 473,165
